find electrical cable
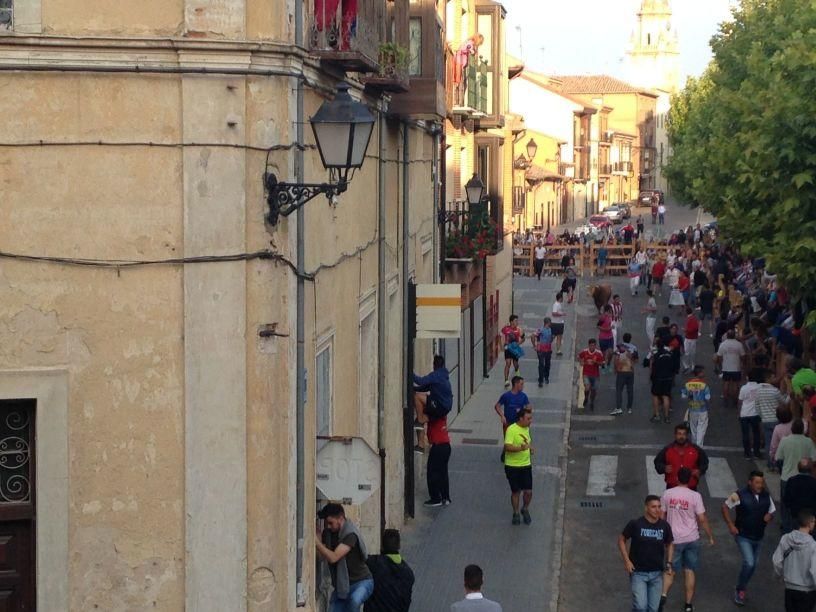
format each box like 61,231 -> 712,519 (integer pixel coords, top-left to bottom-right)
0,140 -> 315,153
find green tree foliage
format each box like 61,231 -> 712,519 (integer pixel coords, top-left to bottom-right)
665,0 -> 816,306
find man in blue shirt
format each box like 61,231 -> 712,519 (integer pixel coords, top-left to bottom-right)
494,376 -> 530,462
413,355 -> 453,451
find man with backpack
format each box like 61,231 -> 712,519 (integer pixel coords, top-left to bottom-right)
413,355 -> 453,452
533,318 -> 554,387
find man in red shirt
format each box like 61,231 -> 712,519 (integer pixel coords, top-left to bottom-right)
683,306 -> 700,373
424,414 -> 451,507
654,424 -> 710,491
677,272 -> 691,313
597,305 -> 615,368
651,259 -> 666,297
579,339 -> 605,411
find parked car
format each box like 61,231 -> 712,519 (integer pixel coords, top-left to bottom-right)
638,189 -> 665,207
602,206 -> 624,224
616,202 -> 632,219
589,214 -> 612,229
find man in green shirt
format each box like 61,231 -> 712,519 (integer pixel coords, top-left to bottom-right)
790,359 -> 816,396
504,407 -> 534,526
776,420 -> 816,532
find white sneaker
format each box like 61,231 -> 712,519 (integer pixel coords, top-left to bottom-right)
504,380 -> 511,389
610,409 -> 623,416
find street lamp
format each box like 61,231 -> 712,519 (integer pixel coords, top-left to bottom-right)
264,82 -> 376,225
465,174 -> 485,206
525,138 -> 538,161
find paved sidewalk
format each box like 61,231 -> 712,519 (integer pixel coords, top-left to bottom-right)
402,275 -> 576,612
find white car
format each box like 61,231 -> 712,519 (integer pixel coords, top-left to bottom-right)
602,206 -> 624,223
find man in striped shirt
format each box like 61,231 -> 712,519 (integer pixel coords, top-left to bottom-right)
756,369 -> 790,470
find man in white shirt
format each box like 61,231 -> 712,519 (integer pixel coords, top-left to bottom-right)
533,241 -> 547,281
450,565 -> 502,612
738,372 -> 763,460
716,329 -> 746,409
658,204 -> 667,225
643,290 -> 658,344
549,293 -> 566,355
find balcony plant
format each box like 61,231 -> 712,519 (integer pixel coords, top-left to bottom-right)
377,42 -> 408,78
445,209 -> 499,261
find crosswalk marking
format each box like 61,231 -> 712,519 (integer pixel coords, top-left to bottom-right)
586,455 -> 618,496
705,456 -> 738,500
645,455 -> 666,495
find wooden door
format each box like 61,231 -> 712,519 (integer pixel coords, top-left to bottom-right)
0,400 -> 35,611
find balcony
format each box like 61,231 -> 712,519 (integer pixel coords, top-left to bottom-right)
450,55 -> 488,118
309,0 -> 385,73
472,0 -> 507,129
389,0 -> 446,119
599,163 -> 612,176
600,131 -> 613,144
613,161 -> 633,175
443,201 -> 500,261
363,0 -> 410,92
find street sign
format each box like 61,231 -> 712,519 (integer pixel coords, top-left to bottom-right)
316,437 -> 380,505
416,283 -> 462,339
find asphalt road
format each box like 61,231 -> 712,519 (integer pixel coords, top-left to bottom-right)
559,205 -> 786,612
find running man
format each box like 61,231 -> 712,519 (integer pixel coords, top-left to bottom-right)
619,496 -> 675,612
501,315 -> 525,389
550,292 -> 566,355
504,407 -> 534,525
681,366 -> 712,447
659,467 -> 715,612
611,294 -> 624,347
682,307 -> 700,373
598,305 -> 615,368
643,290 -> 658,344
533,318 -> 554,387
494,376 -> 530,462
579,339 -> 605,412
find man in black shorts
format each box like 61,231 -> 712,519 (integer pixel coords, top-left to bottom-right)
550,292 -> 566,355
503,407 -> 534,525
651,338 -> 675,423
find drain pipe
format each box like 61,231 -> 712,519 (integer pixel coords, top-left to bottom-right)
377,112 -> 388,538
294,0 -> 306,604
401,121 -> 413,518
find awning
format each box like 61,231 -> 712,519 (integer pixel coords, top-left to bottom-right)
525,164 -> 565,184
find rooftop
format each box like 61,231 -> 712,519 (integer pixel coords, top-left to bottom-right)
551,75 -> 657,96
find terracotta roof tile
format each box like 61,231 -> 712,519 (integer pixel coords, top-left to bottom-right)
551,75 -> 651,95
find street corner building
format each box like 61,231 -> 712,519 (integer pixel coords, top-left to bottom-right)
0,0 -> 449,610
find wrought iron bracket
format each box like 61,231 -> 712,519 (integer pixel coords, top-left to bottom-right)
264,173 -> 348,226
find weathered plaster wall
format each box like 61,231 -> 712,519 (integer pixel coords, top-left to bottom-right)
0,72 -> 185,610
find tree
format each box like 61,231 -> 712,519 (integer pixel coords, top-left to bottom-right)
665,0 -> 816,312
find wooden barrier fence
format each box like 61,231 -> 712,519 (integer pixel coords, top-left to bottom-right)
512,242 -> 585,278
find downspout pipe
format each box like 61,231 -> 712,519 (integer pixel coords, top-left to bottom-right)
401,121 -> 413,519
294,0 -> 306,604
377,112 -> 387,537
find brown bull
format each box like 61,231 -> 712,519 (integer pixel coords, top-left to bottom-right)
587,283 -> 613,314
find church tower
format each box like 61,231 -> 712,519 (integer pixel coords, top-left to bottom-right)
625,0 -> 681,93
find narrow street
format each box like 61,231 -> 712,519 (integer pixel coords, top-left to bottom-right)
402,274 -> 576,611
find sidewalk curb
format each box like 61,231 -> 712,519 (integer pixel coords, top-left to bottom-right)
549,290 -> 580,612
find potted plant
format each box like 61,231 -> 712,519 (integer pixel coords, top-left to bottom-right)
377,42 -> 408,78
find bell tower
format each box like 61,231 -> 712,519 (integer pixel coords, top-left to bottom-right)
625,0 -> 681,93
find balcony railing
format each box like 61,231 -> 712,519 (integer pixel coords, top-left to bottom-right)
309,0 -> 385,72
600,164 -> 612,175
450,52 -> 488,116
613,161 -> 633,175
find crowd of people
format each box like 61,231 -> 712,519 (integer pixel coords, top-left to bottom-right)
315,212 -> 816,612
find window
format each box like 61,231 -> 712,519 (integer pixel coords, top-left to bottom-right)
408,18 -> 422,76
0,0 -> 11,30
316,341 -> 333,450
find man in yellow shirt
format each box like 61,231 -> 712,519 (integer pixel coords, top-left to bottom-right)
504,407 -> 534,525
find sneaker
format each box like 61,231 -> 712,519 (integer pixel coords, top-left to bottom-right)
414,444 -> 424,453
512,513 -> 521,525
442,498 -> 452,506
423,499 -> 442,508
663,416 -> 670,423
657,595 -> 667,612
556,350 -> 563,356
609,409 -> 623,416
627,408 -> 633,414
684,604 -> 694,612
504,380 -> 511,390
545,378 -> 550,384
521,508 -> 532,525
538,382 -> 543,388
733,589 -> 746,606
413,419 -> 424,431
650,415 -> 660,423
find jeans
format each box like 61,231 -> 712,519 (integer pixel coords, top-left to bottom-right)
631,571 -> 663,611
763,421 -> 778,468
537,351 -> 552,384
735,535 -> 762,591
785,588 -> 816,612
329,578 -> 375,612
740,416 -> 762,457
427,442 -> 451,502
534,258 -> 544,279
616,372 -> 634,411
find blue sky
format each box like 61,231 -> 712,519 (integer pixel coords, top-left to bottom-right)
503,0 -> 738,80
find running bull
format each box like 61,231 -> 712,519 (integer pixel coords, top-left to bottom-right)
587,283 -> 612,314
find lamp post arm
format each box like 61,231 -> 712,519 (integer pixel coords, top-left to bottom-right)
264,173 -> 347,225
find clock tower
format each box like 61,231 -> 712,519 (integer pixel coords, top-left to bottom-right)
625,0 -> 681,93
